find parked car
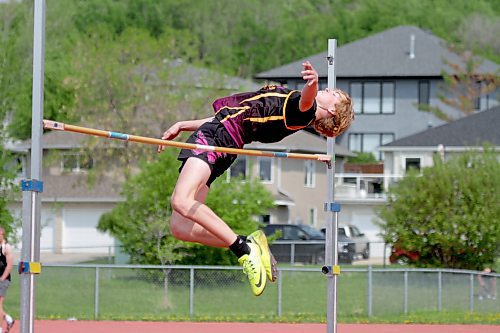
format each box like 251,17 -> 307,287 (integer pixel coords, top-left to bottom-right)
321,224 -> 370,260
263,224 -> 354,264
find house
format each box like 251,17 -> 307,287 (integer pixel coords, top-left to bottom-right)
254,25 -> 499,258
379,106 -> 500,175
8,131 -> 122,254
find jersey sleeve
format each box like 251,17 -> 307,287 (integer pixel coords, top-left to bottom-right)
283,91 -> 316,130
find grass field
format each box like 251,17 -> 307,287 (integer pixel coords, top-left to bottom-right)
5,264 -> 499,324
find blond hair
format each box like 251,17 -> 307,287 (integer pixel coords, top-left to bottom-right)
314,89 -> 354,137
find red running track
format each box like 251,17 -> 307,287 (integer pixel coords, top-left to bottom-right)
7,320 -> 500,333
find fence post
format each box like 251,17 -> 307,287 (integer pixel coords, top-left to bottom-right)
189,268 -> 195,318
437,271 -> 442,312
108,246 -> 113,264
404,270 -> 408,315
469,273 -> 474,312
278,270 -> 283,317
94,267 -> 100,319
367,266 -> 372,317
290,244 -> 295,264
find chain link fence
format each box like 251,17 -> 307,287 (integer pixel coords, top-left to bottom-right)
8,264 -> 499,320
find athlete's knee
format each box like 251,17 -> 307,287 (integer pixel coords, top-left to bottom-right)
171,193 -> 194,217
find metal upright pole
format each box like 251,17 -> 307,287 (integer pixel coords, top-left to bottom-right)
323,39 -> 339,333
20,1 -> 45,333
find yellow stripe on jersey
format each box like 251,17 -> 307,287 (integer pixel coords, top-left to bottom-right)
240,92 -> 289,103
216,105 -> 250,114
219,107 -> 250,122
245,116 -> 284,123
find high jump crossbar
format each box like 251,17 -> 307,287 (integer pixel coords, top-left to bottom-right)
43,120 -> 332,164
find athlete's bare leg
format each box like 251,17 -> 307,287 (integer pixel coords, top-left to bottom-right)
170,157 -> 237,247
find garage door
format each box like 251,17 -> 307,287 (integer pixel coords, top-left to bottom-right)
63,205 -> 114,253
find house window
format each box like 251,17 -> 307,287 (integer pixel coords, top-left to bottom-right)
418,80 -> 430,106
229,156 -> 246,180
350,81 -> 395,114
348,133 -> 394,160
485,92 -> 491,110
405,157 -> 421,172
474,80 -> 481,110
309,208 -> 317,226
61,152 -> 93,173
259,215 -> 271,225
304,160 -> 315,187
259,157 -> 272,182
351,83 -> 363,114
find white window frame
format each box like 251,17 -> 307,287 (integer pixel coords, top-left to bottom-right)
60,152 -> 91,173
258,157 -> 273,183
402,155 -> 423,174
349,81 -> 395,114
304,160 -> 315,187
227,156 -> 247,181
308,207 -> 317,227
348,133 -> 395,161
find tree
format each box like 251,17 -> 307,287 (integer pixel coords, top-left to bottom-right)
419,48 -> 498,121
458,13 -> 500,64
0,1 -> 79,140
439,50 -> 498,116
97,149 -> 274,307
0,144 -> 18,239
70,27 -> 187,182
69,26 -> 256,185
377,147 -> 500,270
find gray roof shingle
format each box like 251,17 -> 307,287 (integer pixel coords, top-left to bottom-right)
380,106 -> 500,148
255,26 -> 499,79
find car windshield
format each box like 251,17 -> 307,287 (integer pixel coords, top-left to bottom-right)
300,225 -> 325,238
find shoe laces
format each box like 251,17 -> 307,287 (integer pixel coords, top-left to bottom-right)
242,258 -> 257,279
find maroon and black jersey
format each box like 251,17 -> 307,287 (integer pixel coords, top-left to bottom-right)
212,85 -> 316,147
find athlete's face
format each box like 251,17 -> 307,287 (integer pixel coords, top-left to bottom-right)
315,88 -> 341,120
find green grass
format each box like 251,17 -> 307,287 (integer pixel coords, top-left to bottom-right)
5,264 -> 499,324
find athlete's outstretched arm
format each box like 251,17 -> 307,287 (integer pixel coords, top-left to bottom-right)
157,117 -> 213,152
299,60 -> 318,112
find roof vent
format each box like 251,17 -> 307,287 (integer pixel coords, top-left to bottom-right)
409,34 -> 415,59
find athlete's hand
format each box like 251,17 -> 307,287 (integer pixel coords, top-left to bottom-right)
316,154 -> 332,163
157,123 -> 180,153
301,61 -> 318,87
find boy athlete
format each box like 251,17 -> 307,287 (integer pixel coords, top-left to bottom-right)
158,61 -> 354,296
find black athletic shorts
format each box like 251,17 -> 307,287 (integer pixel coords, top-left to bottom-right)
178,119 -> 239,186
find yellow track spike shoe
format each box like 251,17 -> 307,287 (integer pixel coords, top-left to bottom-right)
248,230 -> 278,282
238,242 -> 266,296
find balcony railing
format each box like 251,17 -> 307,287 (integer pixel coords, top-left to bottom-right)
334,173 -> 404,200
